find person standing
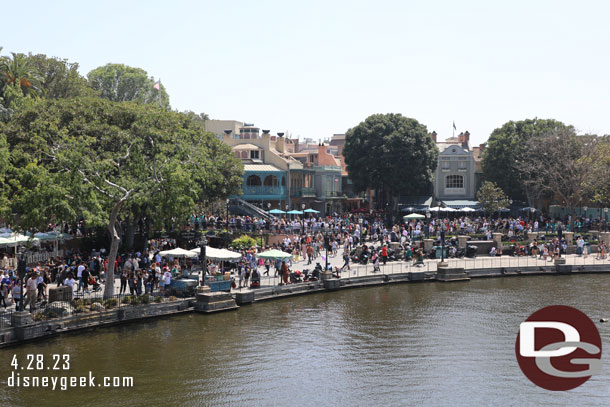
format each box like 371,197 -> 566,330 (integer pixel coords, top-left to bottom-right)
163,267 -> 172,296
76,262 -> 85,292
381,244 -> 388,266
25,273 -> 38,312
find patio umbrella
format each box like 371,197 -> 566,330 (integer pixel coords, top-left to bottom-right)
257,249 -> 293,259
460,207 -> 476,212
303,209 -> 319,213
190,247 -> 242,261
286,210 -> 303,215
158,247 -> 198,258
429,206 -> 442,212
444,207 -> 457,212
404,213 -> 425,220
268,209 -> 286,214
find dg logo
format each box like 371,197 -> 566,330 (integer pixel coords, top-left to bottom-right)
515,305 -> 602,391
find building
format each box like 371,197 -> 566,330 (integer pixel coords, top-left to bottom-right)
431,130 -> 484,209
204,119 -> 243,141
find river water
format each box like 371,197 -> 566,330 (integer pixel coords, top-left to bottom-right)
1,274 -> 609,407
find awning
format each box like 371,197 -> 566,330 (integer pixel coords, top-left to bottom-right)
233,144 -> 261,150
441,200 -> 480,209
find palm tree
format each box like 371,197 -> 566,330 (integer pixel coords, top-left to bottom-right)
0,52 -> 42,97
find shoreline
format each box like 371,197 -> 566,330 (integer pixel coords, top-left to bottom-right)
1,261 -> 609,348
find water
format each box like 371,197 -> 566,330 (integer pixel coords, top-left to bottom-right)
1,274 -> 609,406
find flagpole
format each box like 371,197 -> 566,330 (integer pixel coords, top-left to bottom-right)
452,121 -> 455,138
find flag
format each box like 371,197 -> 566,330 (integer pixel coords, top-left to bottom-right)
153,81 -> 161,91
453,121 -> 456,130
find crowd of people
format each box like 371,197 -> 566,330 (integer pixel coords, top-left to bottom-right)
0,210 -> 607,313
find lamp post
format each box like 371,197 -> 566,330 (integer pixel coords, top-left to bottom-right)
17,247 -> 26,311
198,235 -> 208,286
226,198 -> 230,231
440,222 -> 447,266
425,211 -> 431,237
530,207 -> 536,221
301,203 -> 306,236
323,228 -> 331,271
605,208 -> 608,222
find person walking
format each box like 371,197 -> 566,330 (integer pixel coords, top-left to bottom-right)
24,272 -> 38,313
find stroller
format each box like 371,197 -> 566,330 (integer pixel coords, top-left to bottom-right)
90,276 -> 102,293
250,269 -> 260,289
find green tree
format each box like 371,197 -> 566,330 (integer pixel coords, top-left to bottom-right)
87,63 -> 170,109
4,97 -> 242,297
0,50 -> 41,119
26,53 -> 93,99
481,118 -> 572,202
477,181 -> 510,216
520,129 -> 599,226
343,113 -> 438,205
586,136 -> 610,208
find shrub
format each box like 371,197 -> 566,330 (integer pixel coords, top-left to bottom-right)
104,298 -> 118,309
74,305 -> 86,314
140,294 -> 150,304
33,312 -> 46,321
168,295 -> 177,301
154,296 -> 163,303
46,311 -> 59,319
231,234 -> 258,250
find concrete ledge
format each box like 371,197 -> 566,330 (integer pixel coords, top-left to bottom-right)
556,264 -> 573,274
323,279 -> 341,291
235,291 -> 255,305
436,267 -> 471,282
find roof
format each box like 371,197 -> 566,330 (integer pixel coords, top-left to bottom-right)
232,144 -> 261,150
441,200 -> 480,208
398,196 -> 433,210
243,164 -> 284,172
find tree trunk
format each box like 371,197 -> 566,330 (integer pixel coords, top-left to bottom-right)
104,197 -> 128,299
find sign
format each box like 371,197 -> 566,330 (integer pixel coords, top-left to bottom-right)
515,305 -> 602,390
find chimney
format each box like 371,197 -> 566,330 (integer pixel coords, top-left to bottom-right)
318,143 -> 328,156
479,143 -> 486,152
430,131 -> 437,143
276,132 -> 285,153
457,132 -> 465,144
223,129 -> 232,141
464,131 -> 470,143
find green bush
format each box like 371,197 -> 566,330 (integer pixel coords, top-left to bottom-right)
74,305 -> 86,314
154,296 -> 163,303
140,294 -> 150,304
168,295 -> 177,301
231,234 -> 258,250
33,312 -> 46,321
104,298 -> 118,309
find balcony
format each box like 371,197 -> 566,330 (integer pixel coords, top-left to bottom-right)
292,187 -> 316,197
238,186 -> 287,199
325,191 -> 344,198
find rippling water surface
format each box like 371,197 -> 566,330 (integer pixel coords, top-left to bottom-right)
1,274 -> 609,406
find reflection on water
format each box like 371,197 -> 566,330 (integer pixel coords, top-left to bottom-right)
1,274 -> 609,407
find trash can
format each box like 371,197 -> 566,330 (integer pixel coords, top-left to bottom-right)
466,245 -> 477,258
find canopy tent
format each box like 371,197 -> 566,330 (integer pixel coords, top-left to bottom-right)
460,207 -> 476,212
303,208 -> 320,213
257,249 -> 293,259
403,213 -> 425,220
189,247 -> 242,261
268,209 -> 286,214
158,247 -> 198,258
286,210 -> 303,215
33,232 -> 73,241
0,233 -> 39,246
429,206 -> 457,212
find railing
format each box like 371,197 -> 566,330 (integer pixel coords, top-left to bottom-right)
291,187 -> 316,197
241,186 -> 287,196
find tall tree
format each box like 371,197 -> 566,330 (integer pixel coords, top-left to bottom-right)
26,53 -> 93,99
343,113 -> 438,205
87,63 -> 170,109
4,97 -> 243,297
585,136 -> 610,208
477,181 -> 509,216
519,129 -> 599,224
481,118 -> 572,202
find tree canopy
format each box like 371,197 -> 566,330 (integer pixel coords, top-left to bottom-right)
481,118 -> 572,202
3,97 -> 243,296
343,113 -> 438,202
87,63 -> 170,109
476,181 -> 509,216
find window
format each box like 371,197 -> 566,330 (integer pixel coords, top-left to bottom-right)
442,160 -> 450,169
458,160 -> 466,169
250,150 -> 259,159
246,175 -> 261,186
446,175 -> 464,189
264,175 -> 279,186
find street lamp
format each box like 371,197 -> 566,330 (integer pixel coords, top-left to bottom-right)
301,203 -> 306,236
605,208 -> 608,221
425,211 -> 431,237
323,227 -> 331,271
17,246 -> 26,311
440,222 -> 447,265
226,198 -> 230,231
583,206 -> 588,219
198,235 -> 208,286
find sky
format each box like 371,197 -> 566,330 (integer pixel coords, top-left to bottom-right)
3,0 -> 610,145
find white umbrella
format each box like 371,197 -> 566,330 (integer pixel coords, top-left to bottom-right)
429,206 -> 442,212
0,233 -> 38,246
190,247 -> 242,261
461,207 -> 476,212
404,213 -> 426,220
444,207 -> 457,212
159,247 -> 198,258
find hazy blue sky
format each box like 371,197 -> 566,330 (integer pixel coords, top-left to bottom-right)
3,0 -> 610,144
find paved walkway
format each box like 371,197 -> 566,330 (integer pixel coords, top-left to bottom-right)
41,253 -> 610,296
